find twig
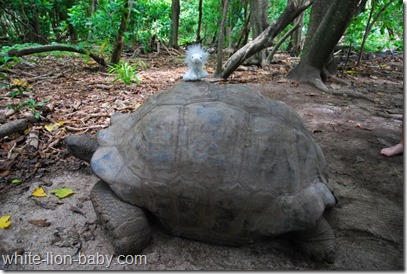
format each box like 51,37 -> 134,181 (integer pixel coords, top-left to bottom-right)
7,141 -> 17,159
42,138 -> 61,153
160,41 -> 175,56
84,113 -> 111,122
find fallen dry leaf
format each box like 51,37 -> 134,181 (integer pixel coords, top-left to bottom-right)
0,215 -> 12,229
29,219 -> 51,227
330,83 -> 341,90
32,187 -> 47,197
44,121 -> 64,132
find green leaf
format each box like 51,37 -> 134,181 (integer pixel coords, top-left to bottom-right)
11,178 -> 22,185
51,188 -> 76,199
33,111 -> 41,120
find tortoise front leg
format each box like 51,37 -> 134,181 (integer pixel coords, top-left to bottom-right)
291,217 -> 336,263
65,135 -> 99,163
91,180 -> 151,255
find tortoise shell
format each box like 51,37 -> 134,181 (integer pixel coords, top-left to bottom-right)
91,81 -> 335,245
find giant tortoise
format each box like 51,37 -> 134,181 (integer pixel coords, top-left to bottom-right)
66,81 -> 337,263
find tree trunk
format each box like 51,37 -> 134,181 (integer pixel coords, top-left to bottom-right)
110,0 -> 132,64
235,6 -> 251,49
287,0 -> 360,91
214,0 -> 230,77
288,0 -> 306,56
356,0 -> 395,66
196,0 -> 203,42
54,1 -> 77,43
247,0 -> 269,66
267,22 -> 300,62
170,0 -> 180,48
88,0 -> 98,41
220,0 -> 311,79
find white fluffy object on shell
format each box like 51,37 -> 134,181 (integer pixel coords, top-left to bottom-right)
183,44 -> 209,81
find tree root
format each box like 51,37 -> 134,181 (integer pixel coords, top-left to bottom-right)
298,77 -> 377,103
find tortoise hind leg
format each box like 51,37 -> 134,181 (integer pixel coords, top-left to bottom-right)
91,180 -> 151,255
291,217 -> 336,263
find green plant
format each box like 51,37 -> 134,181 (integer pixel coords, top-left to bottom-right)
108,61 -> 145,85
344,0 -> 403,52
6,98 -> 49,120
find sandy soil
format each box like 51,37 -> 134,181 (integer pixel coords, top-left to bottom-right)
0,52 -> 404,270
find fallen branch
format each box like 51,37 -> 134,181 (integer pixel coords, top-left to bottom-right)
26,130 -> 40,151
7,44 -> 107,67
0,119 -> 28,139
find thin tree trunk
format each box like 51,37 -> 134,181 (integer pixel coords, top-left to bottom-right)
196,0 -> 203,42
235,8 -> 251,50
110,0 -> 132,64
288,0 -> 306,56
214,0 -> 230,77
267,22 -> 300,62
170,0 -> 180,48
248,0 -> 269,66
88,0 -> 98,40
357,0 -> 395,66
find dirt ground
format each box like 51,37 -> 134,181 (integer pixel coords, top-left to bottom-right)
0,51 -> 404,270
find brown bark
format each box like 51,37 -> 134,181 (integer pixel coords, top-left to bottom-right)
110,0 -> 132,64
170,0 -> 180,48
196,0 -> 203,42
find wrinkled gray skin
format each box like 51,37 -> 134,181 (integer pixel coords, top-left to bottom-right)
65,82 -> 337,263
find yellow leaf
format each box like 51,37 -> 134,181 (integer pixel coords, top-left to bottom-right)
51,188 -> 76,199
0,215 -> 11,229
44,121 -> 64,132
12,79 -> 32,88
100,40 -> 109,53
32,187 -> 47,197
